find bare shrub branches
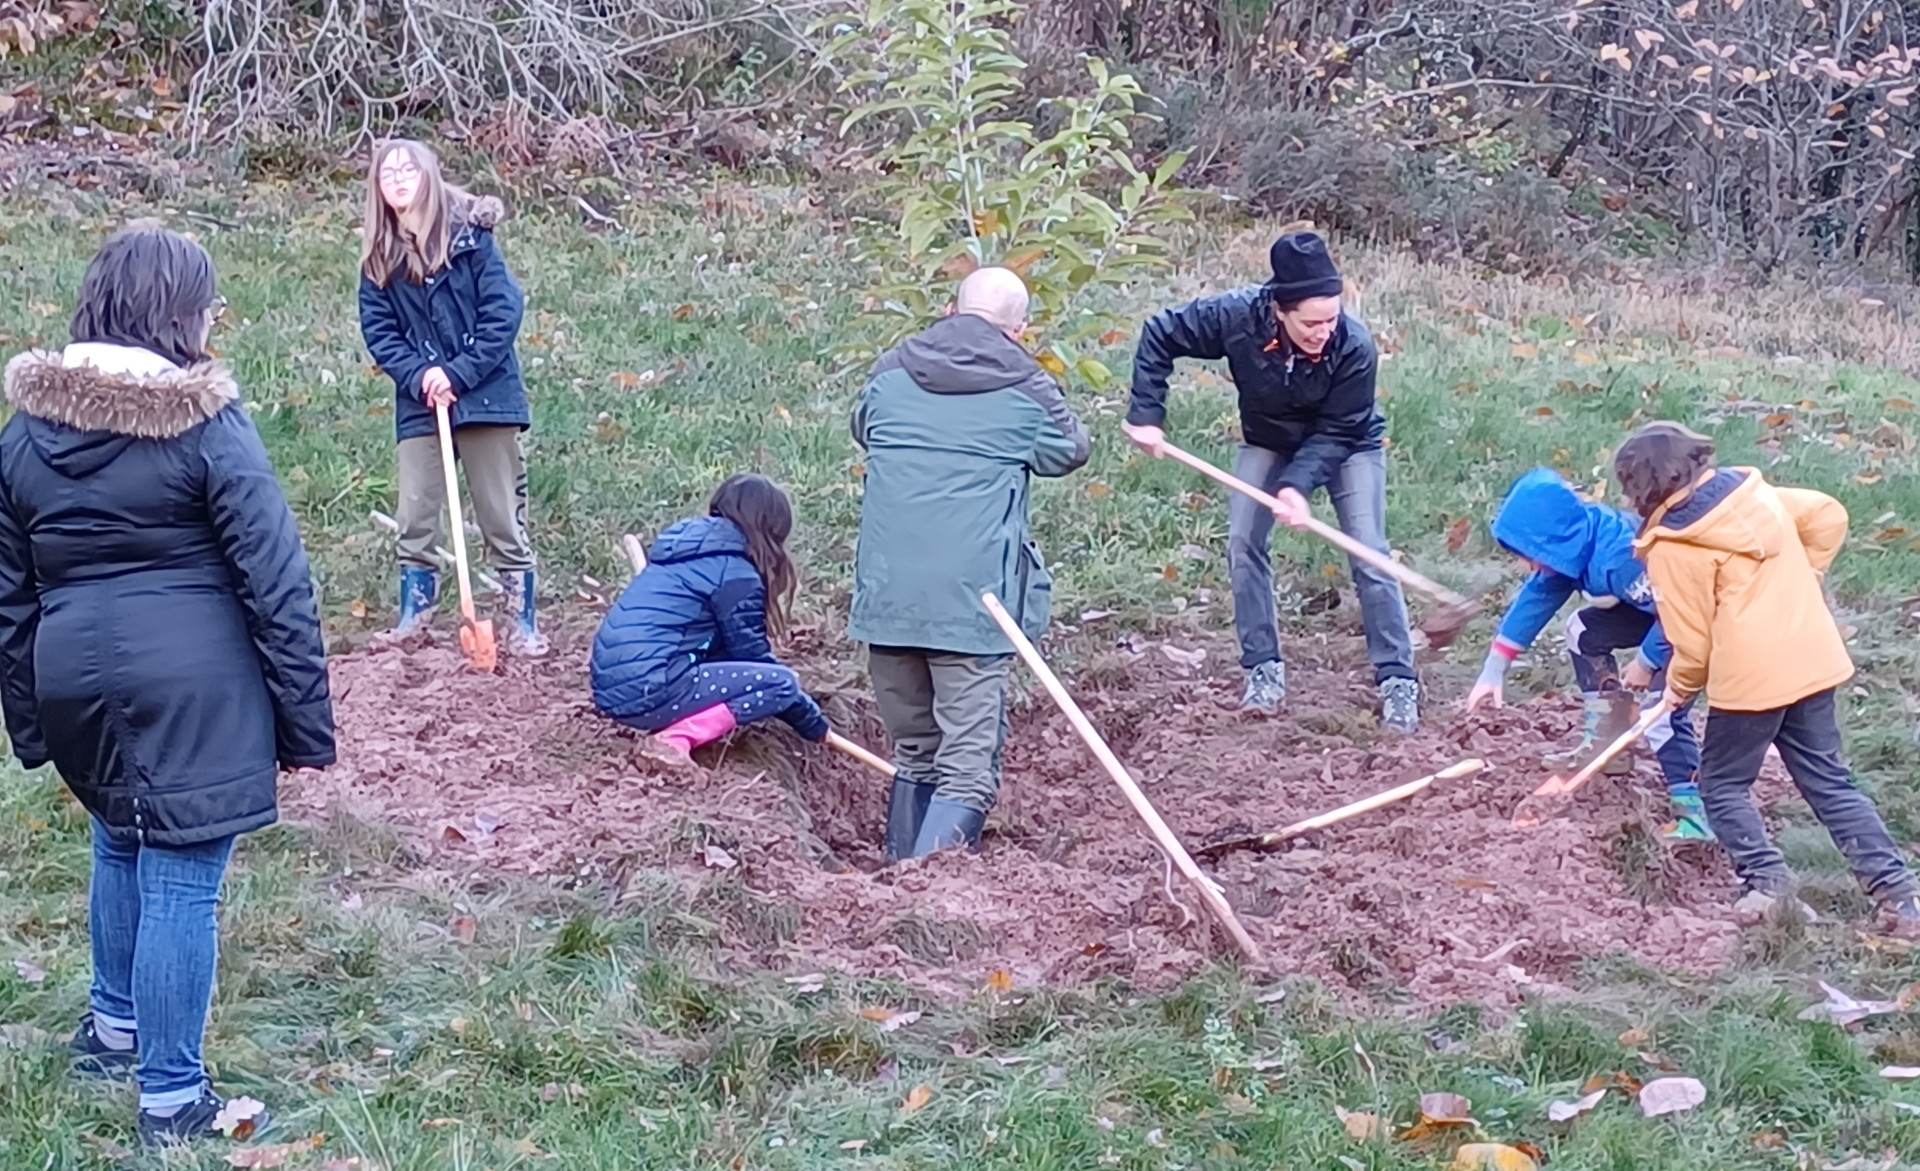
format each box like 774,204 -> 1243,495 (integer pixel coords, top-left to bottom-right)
185,0 -> 839,144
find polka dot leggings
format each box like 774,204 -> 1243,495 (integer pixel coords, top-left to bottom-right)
623,662 -> 828,741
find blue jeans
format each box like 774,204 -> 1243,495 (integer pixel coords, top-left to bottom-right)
617,662 -> 827,740
88,819 -> 237,1110
1228,444 -> 1414,681
1699,689 -> 1917,900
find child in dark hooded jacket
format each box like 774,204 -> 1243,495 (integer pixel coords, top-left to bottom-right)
590,475 -> 828,766
1466,468 -> 1708,840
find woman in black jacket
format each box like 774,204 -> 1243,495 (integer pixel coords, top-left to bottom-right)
0,222 -> 334,1147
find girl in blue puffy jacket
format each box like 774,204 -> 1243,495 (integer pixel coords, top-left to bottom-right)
591,475 -> 829,766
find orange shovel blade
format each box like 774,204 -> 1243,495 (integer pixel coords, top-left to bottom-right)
460,617 -> 498,672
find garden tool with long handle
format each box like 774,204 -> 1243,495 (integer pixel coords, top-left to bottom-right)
1159,441 -> 1481,649
1511,703 -> 1667,828
1194,758 -> 1487,861
436,401 -> 497,672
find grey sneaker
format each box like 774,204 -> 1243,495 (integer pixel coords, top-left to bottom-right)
1379,677 -> 1419,733
1240,661 -> 1285,714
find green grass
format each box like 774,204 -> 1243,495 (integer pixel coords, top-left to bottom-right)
2,183 -> 1920,1167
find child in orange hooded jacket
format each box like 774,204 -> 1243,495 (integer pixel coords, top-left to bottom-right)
1615,422 -> 1919,931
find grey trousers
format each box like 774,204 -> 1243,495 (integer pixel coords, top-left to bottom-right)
869,647 -> 1012,813
396,426 -> 535,573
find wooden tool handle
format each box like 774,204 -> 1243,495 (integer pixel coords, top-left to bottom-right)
826,732 -> 897,778
1159,442 -> 1467,606
434,402 -> 478,622
981,591 -> 1264,966
1273,758 -> 1485,841
1553,702 -> 1667,795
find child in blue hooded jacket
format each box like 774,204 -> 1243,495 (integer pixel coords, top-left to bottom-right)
590,475 -> 829,767
1465,469 -> 1709,840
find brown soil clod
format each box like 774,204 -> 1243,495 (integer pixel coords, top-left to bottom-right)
291,621 -> 1743,1009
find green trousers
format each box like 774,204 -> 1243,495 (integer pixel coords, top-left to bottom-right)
868,647 -> 1012,813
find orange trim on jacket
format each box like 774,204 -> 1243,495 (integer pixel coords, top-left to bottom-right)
1632,466 -> 1852,713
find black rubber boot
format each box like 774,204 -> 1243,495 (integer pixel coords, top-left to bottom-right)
884,779 -> 936,863
908,798 -> 986,858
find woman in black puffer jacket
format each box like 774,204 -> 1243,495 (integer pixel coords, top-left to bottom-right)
0,222 -> 334,1148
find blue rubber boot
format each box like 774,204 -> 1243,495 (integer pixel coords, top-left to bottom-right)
503,570 -> 550,657
908,798 -> 986,858
397,567 -> 437,633
885,779 -> 938,863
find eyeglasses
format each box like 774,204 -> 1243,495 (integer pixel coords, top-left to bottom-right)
208,296 -> 228,324
379,160 -> 421,183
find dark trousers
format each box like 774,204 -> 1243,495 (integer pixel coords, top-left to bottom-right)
1565,604 -> 1700,790
1699,688 -> 1916,899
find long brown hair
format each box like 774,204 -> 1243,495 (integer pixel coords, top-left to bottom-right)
360,139 -> 471,288
709,474 -> 798,643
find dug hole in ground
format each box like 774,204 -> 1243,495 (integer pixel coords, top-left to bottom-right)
297,607 -> 1756,1012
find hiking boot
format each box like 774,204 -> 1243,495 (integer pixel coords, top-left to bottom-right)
1545,690 -> 1638,775
502,569 -> 550,658
1240,661 -> 1285,714
67,1013 -> 136,1081
395,567 -> 438,633
1379,677 -> 1419,733
137,1083 -> 272,1148
1659,786 -> 1716,843
1875,895 -> 1920,940
1732,887 -> 1818,927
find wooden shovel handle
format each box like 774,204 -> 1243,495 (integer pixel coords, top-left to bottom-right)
981,591 -> 1264,966
826,732 -> 896,778
1159,442 -> 1468,607
1198,758 -> 1484,858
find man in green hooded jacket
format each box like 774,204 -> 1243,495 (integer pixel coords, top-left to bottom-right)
850,267 -> 1092,861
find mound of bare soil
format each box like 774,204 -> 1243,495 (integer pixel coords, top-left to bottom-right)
291,620 -> 1748,1010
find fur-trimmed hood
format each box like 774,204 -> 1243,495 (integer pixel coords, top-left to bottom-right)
5,345 -> 238,478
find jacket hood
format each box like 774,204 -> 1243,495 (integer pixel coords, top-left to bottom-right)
1638,468 -> 1778,559
896,313 -> 1043,394
646,516 -> 748,565
1490,469 -> 1607,578
5,346 -> 237,478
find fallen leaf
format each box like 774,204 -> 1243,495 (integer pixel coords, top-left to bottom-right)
348,599 -> 369,620
1548,1087 -> 1608,1121
840,1139 -> 869,1151
1160,644 -> 1206,668
702,843 -> 737,870
1035,350 -> 1068,378
1856,473 -> 1884,485
339,892 -> 364,911
671,303 -> 697,321
1798,981 -> 1901,1025
451,915 -> 477,945
1446,517 -> 1471,552
420,1118 -> 460,1130
1451,1144 -> 1539,1171
227,1134 -> 327,1167
442,824 -> 468,843
1581,1070 -> 1644,1097
877,1010 -> 922,1033
1886,398 -> 1914,412
1336,1106 -> 1385,1141
214,1096 -> 270,1140
1882,1066 -> 1920,1079
1085,481 -> 1112,499
1098,329 -> 1127,347
1454,877 -> 1499,890
901,1085 -> 933,1114
1638,1076 -> 1705,1117
610,371 -> 643,390
985,969 -> 1015,993
512,1138 -> 544,1156
13,958 -> 47,984
1079,609 -> 1113,622
1511,343 -> 1540,359
1402,1092 -> 1476,1144
1618,1027 -> 1651,1046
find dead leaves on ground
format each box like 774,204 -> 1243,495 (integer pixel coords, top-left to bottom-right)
226,1133 -> 326,1168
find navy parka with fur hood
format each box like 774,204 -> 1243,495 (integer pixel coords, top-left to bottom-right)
0,344 -> 335,845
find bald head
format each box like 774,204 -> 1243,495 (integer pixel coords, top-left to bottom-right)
955,266 -> 1030,338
